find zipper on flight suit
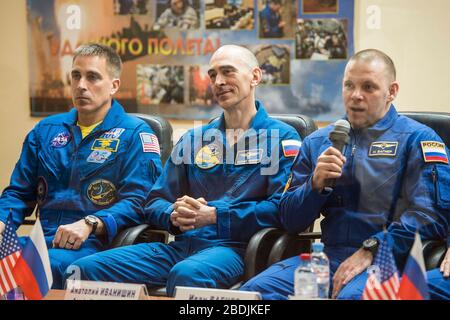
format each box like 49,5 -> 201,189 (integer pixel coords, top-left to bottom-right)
431,165 -> 439,204
348,128 -> 358,183
78,129 -> 120,182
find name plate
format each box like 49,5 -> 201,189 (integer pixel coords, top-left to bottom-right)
64,280 -> 148,300
174,286 -> 261,300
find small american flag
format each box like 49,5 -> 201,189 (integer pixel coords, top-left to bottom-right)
362,235 -> 400,300
0,217 -> 21,296
140,133 -> 161,155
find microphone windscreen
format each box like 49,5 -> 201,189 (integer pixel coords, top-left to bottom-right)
333,119 -> 351,134
329,119 -> 350,153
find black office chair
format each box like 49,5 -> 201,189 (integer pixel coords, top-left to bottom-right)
112,113 -> 318,295
260,111 -> 450,272
400,111 -> 450,147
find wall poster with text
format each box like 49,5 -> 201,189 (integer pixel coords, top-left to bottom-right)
27,0 -> 354,121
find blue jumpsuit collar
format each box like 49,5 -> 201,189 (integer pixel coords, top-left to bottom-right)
62,99 -> 126,131
367,104 -> 398,133
214,100 -> 268,132
346,104 -> 398,134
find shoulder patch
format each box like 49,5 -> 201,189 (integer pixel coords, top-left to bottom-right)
282,140 -> 301,158
140,133 -> 160,154
421,141 -> 448,164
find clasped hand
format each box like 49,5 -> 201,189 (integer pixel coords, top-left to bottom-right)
170,196 -> 217,232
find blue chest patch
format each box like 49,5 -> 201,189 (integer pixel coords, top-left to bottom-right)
369,141 -> 398,157
235,149 -> 263,165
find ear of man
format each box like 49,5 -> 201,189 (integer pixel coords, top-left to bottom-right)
387,81 -> 399,102
111,79 -> 121,95
250,67 -> 262,87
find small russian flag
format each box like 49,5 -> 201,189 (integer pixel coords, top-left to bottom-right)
398,232 -> 430,300
421,141 -> 448,164
13,219 -> 53,300
282,140 -> 302,158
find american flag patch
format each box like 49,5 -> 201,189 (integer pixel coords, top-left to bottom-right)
140,133 -> 160,154
421,141 -> 448,164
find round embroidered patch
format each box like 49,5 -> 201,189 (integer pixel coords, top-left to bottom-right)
36,176 -> 48,205
195,144 -> 221,169
87,179 -> 117,206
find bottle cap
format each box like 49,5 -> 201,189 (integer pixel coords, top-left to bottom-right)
299,253 -> 311,261
312,242 -> 324,252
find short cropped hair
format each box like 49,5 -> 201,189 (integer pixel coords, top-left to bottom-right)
73,43 -> 122,78
212,44 -> 259,70
350,49 -> 396,81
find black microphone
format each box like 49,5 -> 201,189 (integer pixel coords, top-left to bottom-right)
327,119 -> 350,187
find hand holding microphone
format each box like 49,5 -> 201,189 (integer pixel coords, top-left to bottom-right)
312,120 -> 350,192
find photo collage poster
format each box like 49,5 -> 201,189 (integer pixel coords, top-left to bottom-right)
27,0 -> 354,121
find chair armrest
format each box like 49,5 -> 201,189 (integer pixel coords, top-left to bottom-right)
243,228 -> 286,281
267,231 -> 321,267
423,239 -> 447,270
110,224 -> 170,248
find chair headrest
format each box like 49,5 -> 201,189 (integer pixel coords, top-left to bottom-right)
400,112 -> 450,148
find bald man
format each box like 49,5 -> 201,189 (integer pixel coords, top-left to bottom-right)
240,49 -> 450,299
66,45 -> 301,295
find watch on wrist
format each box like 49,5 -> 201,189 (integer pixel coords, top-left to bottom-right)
84,215 -> 99,234
362,237 -> 379,256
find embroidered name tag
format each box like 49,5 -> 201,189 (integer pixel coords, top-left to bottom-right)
101,128 -> 125,139
235,149 -> 263,165
369,141 -> 398,157
421,141 -> 448,164
92,138 -> 120,152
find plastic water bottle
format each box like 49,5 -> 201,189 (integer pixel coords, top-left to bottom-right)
311,242 -> 330,299
294,253 -> 318,299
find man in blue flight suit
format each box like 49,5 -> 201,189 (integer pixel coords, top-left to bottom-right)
66,44 -> 301,296
240,49 -> 450,299
259,0 -> 285,38
0,43 -> 162,289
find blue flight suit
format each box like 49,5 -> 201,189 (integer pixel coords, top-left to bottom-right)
67,101 -> 301,296
427,263 -> 450,299
0,100 -> 162,289
260,5 -> 283,38
240,105 -> 450,299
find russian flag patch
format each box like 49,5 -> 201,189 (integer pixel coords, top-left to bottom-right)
420,141 -> 448,164
282,140 -> 302,158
